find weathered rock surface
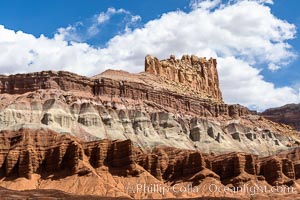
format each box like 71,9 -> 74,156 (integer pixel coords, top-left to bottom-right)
145,55 -> 222,101
0,71 -> 93,95
0,129 -> 299,199
0,58 -> 249,119
261,104 -> 300,131
0,55 -> 299,156
0,89 -> 297,155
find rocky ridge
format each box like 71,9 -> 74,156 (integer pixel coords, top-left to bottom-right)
0,54 -> 300,199
261,104 -> 300,131
0,55 -> 299,156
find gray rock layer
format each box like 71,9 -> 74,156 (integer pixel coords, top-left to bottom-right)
0,90 -> 297,156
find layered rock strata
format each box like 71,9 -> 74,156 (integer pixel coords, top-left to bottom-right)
0,70 -> 248,118
0,71 -> 93,94
0,56 -> 299,156
0,129 -> 299,199
145,55 -> 222,101
0,88 -> 297,155
261,104 -> 300,131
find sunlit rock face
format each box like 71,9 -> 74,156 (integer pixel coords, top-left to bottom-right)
0,129 -> 300,199
0,55 -> 299,157
145,54 -> 222,101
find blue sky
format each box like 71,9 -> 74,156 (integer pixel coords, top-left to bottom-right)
0,0 -> 191,43
265,0 -> 300,87
0,0 -> 299,110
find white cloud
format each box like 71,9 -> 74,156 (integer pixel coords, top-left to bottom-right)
190,0 -> 221,10
230,0 -> 273,4
58,7 -> 141,42
97,7 -> 130,24
218,57 -> 298,110
252,0 -> 274,4
131,15 -> 141,23
56,23 -> 83,42
97,13 -> 110,24
0,0 -> 298,110
268,63 -> 280,71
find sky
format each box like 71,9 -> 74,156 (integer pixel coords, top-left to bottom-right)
0,0 -> 299,111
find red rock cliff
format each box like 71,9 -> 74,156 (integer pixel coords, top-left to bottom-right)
2,129 -> 300,193
145,55 -> 222,102
261,104 -> 300,130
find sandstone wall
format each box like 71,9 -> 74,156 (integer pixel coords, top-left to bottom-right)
0,129 -> 136,179
2,129 -> 300,189
261,104 -> 300,130
93,77 -> 250,118
0,71 -> 93,94
0,70 -> 249,118
145,55 -> 222,101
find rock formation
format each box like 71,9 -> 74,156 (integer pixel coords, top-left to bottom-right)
0,55 -> 300,199
145,55 -> 222,101
0,129 -> 136,179
261,103 -> 300,130
0,55 -> 298,157
0,71 -> 93,94
0,69 -> 247,118
0,129 -> 299,199
0,87 -> 297,155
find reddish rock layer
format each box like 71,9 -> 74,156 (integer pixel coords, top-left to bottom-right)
0,129 -> 139,180
93,73 -> 250,118
0,70 -> 250,118
0,71 -> 93,95
0,129 -> 300,198
0,187 -> 131,200
2,129 -> 298,186
261,104 -> 300,130
145,55 -> 222,101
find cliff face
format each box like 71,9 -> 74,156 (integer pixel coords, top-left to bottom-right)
0,54 -> 300,199
0,129 -> 134,180
0,71 -> 93,95
0,88 -> 297,156
0,69 -> 247,119
145,55 -> 222,101
0,56 -> 298,156
0,129 -> 300,199
261,104 -> 300,131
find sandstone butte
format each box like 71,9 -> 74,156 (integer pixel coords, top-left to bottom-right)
0,55 -> 299,199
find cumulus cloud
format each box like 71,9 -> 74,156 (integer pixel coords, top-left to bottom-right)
218,57 -> 299,110
0,0 -> 298,110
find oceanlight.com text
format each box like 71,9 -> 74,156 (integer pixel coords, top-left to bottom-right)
124,183 -> 296,196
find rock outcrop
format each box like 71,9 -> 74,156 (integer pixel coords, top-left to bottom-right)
0,89 -> 297,155
0,71 -> 93,95
0,55 -> 249,120
0,55 -> 300,199
0,55 -> 299,157
0,129 -> 140,180
0,129 -> 300,199
261,104 -> 300,130
145,55 -> 222,101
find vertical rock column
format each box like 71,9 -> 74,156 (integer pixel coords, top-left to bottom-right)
145,55 -> 222,102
